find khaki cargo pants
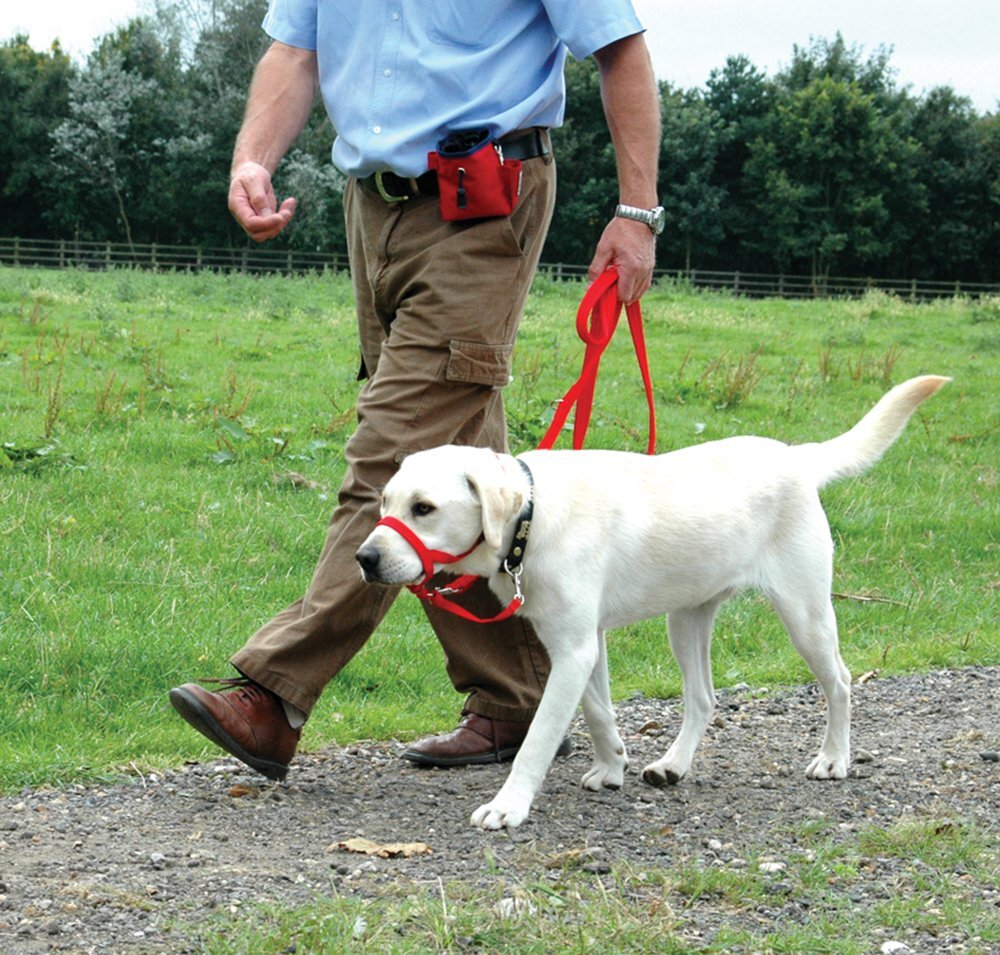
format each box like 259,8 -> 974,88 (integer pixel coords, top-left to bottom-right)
231,152 -> 557,723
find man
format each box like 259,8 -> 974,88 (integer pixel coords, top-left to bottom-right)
170,1 -> 662,779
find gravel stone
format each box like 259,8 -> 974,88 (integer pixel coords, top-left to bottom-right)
0,667 -> 996,953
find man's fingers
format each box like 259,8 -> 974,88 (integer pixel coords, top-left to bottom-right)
229,167 -> 297,241
248,198 -> 298,242
588,218 -> 656,303
245,178 -> 279,218
615,272 -> 651,304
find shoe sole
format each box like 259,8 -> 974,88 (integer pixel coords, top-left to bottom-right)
401,736 -> 573,767
168,687 -> 290,781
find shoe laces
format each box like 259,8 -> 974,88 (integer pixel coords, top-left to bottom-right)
205,676 -> 272,706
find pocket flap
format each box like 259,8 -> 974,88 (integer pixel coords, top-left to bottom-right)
446,339 -> 513,388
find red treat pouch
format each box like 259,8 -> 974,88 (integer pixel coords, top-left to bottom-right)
428,128 -> 523,221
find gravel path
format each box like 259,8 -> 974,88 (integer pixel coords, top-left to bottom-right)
1,668 -> 997,953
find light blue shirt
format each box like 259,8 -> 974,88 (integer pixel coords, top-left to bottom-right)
262,0 -> 645,177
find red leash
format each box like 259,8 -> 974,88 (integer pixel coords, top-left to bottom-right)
538,268 -> 657,455
378,270 -> 657,623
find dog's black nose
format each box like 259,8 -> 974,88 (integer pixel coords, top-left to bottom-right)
356,545 -> 381,579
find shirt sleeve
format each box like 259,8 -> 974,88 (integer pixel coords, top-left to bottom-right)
541,0 -> 645,60
262,0 -> 319,50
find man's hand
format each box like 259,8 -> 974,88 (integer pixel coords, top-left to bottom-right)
588,216 -> 656,304
229,161 -> 298,243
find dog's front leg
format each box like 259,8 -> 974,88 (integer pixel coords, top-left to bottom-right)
471,637 -> 598,830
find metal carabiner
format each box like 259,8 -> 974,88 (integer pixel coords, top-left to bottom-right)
503,560 -> 525,604
374,170 -> 409,204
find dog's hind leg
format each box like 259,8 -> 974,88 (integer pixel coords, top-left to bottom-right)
642,601 -> 720,787
769,588 -> 851,780
580,631 -> 629,791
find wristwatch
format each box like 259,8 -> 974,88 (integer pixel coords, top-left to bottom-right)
615,203 -> 666,236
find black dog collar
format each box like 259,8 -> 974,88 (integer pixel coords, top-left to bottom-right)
503,458 -> 534,573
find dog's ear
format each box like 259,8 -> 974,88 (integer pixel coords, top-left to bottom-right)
465,459 -> 525,553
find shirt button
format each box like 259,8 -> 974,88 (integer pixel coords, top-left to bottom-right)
391,11 -> 400,20
383,69 -> 392,77
372,126 -> 382,134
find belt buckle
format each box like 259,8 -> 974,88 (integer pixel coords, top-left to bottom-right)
374,170 -> 409,204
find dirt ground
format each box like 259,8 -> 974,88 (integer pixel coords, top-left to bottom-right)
0,667 -> 997,953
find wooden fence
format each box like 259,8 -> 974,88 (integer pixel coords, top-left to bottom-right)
0,236 -> 347,275
539,261 -> 999,300
2,236 -> 997,301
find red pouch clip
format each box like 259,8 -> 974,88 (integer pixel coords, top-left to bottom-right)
427,128 -> 523,221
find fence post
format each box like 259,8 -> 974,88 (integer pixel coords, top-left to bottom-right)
13,237 -> 20,267
734,270 -> 740,294
59,240 -> 66,268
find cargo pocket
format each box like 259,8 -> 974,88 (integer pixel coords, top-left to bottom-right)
446,340 -> 513,389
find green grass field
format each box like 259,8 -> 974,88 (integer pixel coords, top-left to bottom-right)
0,266 -> 997,795
197,814 -> 997,954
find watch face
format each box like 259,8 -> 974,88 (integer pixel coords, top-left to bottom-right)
651,206 -> 665,235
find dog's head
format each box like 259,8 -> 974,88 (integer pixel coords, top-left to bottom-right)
355,446 -> 527,585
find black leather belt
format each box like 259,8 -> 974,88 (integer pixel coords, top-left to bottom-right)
359,128 -> 550,203
495,127 -> 551,162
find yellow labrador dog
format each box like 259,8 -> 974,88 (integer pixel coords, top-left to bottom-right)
356,376 -> 947,829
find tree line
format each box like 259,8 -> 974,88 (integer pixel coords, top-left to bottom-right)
2,0 -> 997,282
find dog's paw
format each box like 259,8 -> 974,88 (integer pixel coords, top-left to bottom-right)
640,761 -> 684,788
471,797 -> 530,830
581,760 -> 626,792
806,752 -> 849,780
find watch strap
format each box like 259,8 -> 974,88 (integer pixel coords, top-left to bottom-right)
615,203 -> 664,235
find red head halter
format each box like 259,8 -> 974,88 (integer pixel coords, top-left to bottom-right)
373,516 -> 523,624
374,515 -> 482,584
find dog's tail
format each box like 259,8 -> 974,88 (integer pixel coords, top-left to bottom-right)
798,375 -> 950,489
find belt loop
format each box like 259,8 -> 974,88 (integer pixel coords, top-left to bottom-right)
539,128 -> 553,164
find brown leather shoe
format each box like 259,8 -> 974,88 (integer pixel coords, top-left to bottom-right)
401,713 -> 572,767
169,678 -> 300,781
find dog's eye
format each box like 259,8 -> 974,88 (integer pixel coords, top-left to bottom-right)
412,502 -> 436,518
